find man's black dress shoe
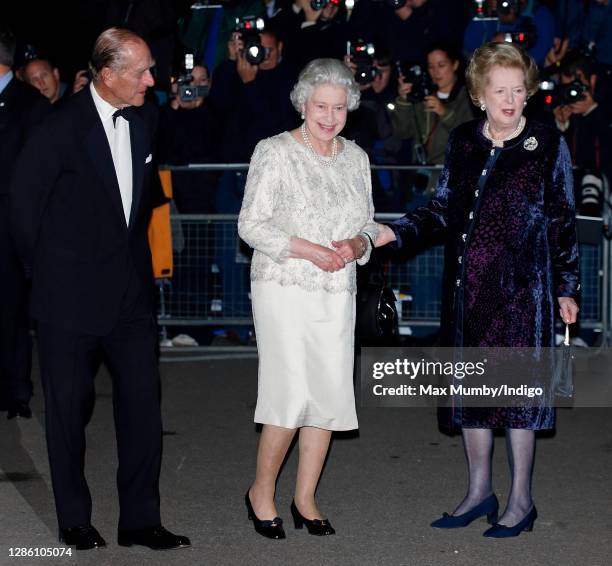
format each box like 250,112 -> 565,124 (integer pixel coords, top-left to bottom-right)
7,402 -> 32,420
117,525 -> 191,550
59,525 -> 106,550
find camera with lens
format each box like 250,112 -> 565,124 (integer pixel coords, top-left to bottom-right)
500,28 -> 537,49
348,40 -> 380,86
176,54 -> 209,102
539,79 -> 587,109
396,61 -> 438,102
234,15 -> 266,65
498,0 -> 519,16
472,0 -> 519,20
310,0 -> 341,10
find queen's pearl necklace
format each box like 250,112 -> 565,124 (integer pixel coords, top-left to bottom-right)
300,123 -> 338,167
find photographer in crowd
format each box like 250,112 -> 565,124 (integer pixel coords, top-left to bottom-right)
158,62 -> 219,214
0,26 -> 51,419
351,0 -> 467,64
343,44 -> 407,210
390,42 -> 474,193
208,24 -> 298,212
548,49 -> 612,185
271,0 -> 350,68
538,1 -> 612,109
464,0 -> 555,65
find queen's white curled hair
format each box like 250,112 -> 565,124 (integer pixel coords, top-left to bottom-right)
290,58 -> 360,113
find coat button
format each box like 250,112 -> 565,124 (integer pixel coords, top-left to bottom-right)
469,211 -> 474,219
475,190 -> 479,197
462,233 -> 467,241
458,256 -> 462,264
456,279 -> 461,287
482,169 -> 487,175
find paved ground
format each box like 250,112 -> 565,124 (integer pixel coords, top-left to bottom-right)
0,352 -> 611,566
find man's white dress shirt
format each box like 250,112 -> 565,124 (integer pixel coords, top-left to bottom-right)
90,82 -> 133,225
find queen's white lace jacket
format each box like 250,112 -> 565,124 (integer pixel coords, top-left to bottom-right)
238,131 -> 379,294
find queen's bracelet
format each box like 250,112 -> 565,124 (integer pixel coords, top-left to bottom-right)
355,234 -> 368,259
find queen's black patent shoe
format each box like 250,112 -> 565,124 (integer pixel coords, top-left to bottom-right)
290,500 -> 335,536
430,494 -> 499,529
245,490 -> 286,540
483,506 -> 537,538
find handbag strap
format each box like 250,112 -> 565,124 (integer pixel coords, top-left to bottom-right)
362,233 -> 387,286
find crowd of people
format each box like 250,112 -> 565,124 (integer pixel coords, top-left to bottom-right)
4,1 -> 612,215
0,0 -> 597,554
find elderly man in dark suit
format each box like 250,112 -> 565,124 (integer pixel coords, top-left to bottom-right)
0,25 -> 50,420
10,28 -> 190,551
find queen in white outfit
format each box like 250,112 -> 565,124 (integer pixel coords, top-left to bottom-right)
238,58 -> 378,538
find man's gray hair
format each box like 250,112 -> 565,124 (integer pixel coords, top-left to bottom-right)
290,58 -> 360,113
0,25 -> 16,68
89,27 -> 146,81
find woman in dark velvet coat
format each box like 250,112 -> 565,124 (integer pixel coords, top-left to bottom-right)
376,43 -> 580,538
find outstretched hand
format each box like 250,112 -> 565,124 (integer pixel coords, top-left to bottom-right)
331,237 -> 363,263
375,224 -> 396,247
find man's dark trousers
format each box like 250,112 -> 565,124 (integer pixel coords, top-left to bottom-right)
36,266 -> 162,530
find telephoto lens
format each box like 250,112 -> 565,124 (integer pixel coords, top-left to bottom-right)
311,0 -> 328,9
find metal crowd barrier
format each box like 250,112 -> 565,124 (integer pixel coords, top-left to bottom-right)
159,212 -> 610,347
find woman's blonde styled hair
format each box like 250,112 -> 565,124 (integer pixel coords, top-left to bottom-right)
465,42 -> 539,107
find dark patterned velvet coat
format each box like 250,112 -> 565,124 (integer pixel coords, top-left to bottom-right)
390,119 -> 580,430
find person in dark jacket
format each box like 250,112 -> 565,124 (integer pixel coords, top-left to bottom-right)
391,42 -> 475,192
377,43 -> 579,538
0,26 -> 51,419
158,64 -> 219,213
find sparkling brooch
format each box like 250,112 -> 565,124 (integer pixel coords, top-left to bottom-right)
523,137 -> 538,151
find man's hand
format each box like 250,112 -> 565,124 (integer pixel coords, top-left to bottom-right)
72,70 -> 90,94
558,297 -> 579,324
544,37 -> 569,68
424,95 -> 446,116
553,104 -> 572,126
228,32 -> 244,61
237,52 -> 258,84
398,76 -> 413,100
297,0 -> 322,21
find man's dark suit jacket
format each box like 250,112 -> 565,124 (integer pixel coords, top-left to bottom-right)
0,78 -> 50,194
10,87 -> 163,336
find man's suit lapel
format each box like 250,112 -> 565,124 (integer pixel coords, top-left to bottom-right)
79,90 -> 128,228
128,111 -> 145,229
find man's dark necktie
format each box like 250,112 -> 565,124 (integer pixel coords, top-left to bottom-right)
112,107 -> 131,127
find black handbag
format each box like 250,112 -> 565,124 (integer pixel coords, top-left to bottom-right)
356,234 -> 399,346
552,324 -> 574,398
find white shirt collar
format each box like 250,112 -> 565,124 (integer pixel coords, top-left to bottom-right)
90,81 -> 118,122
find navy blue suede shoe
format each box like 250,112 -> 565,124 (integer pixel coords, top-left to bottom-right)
431,494 -> 499,529
483,506 -> 537,538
